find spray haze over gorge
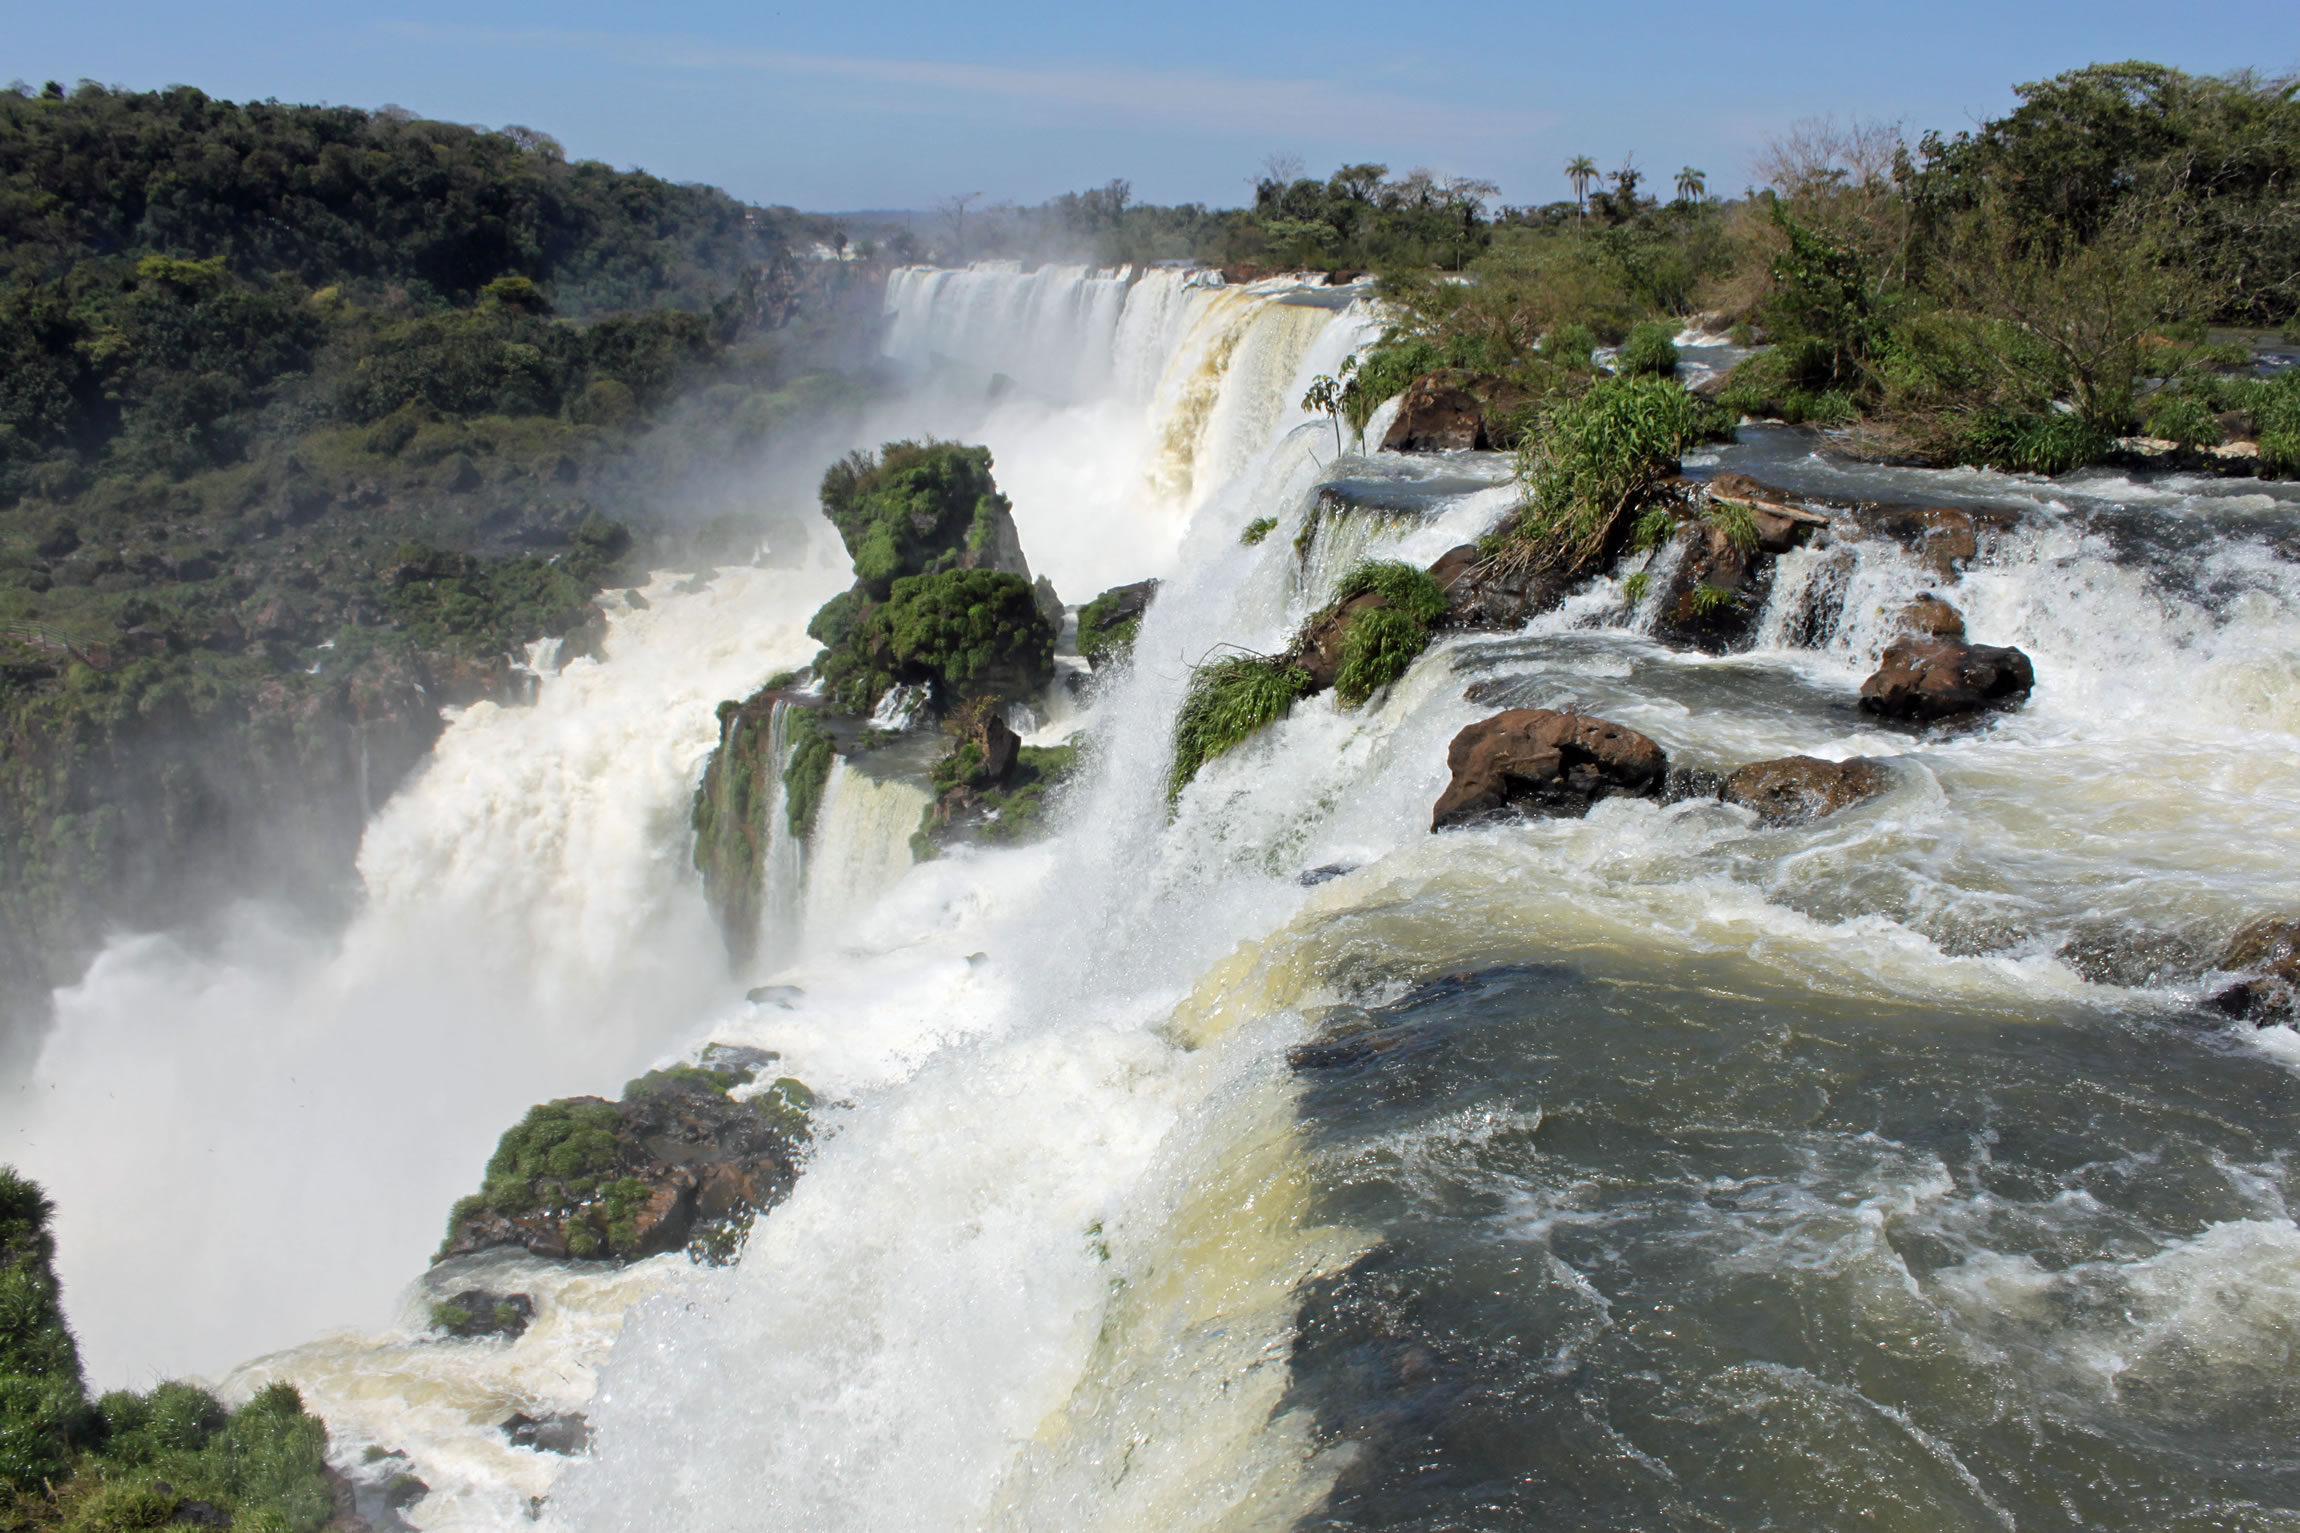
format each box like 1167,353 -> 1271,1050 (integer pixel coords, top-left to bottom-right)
4,38 -> 2300,1533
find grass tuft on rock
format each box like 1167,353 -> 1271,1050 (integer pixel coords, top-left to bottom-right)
1956,409 -> 2110,475
1614,321 -> 1680,378
1497,376 -> 1730,576
1329,560 -> 1449,627
1167,655 -> 1312,802
1333,606 -> 1432,706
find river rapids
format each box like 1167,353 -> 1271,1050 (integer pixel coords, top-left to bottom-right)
10,262 -> 2300,1531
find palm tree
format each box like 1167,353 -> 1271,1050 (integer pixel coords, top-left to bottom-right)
1565,155 -> 1598,218
1674,166 -> 1707,204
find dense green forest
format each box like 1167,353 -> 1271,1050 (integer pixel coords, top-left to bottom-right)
0,82 -> 891,1030
938,62 -> 2299,477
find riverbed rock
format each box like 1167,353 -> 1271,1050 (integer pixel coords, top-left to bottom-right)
1857,505 -> 1996,578
1425,544 -> 1561,629
1858,637 -> 2034,722
429,1289 -> 534,1340
502,1412 -> 592,1456
1721,755 -> 1892,826
1896,592 -> 1966,640
1431,709 -> 1668,829
437,1064 -> 810,1266
2208,917 -> 2300,1021
1704,473 -> 1832,554
1382,375 -> 1486,453
1650,523 -> 1771,653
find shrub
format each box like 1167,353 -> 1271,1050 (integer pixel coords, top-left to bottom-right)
1333,606 -> 1429,706
1499,377 -> 1731,575
1541,323 -> 1599,368
1615,321 -> 1680,378
2260,430 -> 2300,479
818,441 -> 1010,599
1958,410 -> 2110,475
2144,391 -> 2224,447
1329,559 -> 1449,626
0,1167 -> 86,1493
1167,655 -> 1312,801
474,1100 -> 623,1215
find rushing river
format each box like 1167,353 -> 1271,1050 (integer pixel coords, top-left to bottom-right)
13,262 -> 2300,1530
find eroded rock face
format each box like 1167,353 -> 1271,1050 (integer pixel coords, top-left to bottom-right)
1854,504 -> 2011,579
1651,524 -> 1771,653
2209,918 -> 2300,1021
1704,473 -> 1832,554
1858,637 -> 2034,722
1721,755 -> 1891,826
1432,709 -> 1668,829
1382,375 -> 1486,453
502,1412 -> 592,1456
1426,544 -> 1561,630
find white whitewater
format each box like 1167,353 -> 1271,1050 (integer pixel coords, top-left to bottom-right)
15,260 -> 2300,1531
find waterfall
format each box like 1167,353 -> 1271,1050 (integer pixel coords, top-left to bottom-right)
21,261 -> 2300,1532
800,760 -> 932,947
751,699 -> 807,976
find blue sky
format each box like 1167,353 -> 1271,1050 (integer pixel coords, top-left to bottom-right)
10,3 -> 2297,211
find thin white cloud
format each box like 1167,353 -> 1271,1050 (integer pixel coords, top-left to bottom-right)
375,21 -> 1552,145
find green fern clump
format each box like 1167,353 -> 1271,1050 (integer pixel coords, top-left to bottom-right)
1322,560 -> 1449,707
1167,655 -> 1312,802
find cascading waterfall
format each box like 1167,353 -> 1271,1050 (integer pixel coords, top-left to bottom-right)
16,259 -> 2300,1532
751,699 -> 808,975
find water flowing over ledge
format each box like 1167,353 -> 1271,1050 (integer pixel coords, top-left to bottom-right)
17,260 -> 2300,1530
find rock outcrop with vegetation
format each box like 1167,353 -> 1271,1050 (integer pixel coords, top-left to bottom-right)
439,1059 -> 812,1266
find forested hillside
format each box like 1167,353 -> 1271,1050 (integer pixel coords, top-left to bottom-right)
0,82 -> 890,1035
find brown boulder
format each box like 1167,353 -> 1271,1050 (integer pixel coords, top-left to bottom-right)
1382,374 -> 1486,453
1859,506 -> 1987,577
1293,591 -> 1388,691
2208,918 -> 2300,1021
1721,755 -> 1892,826
1895,593 -> 1966,640
1858,637 -> 2034,722
1425,544 -> 1561,629
1651,523 -> 1768,653
1432,709 -> 1668,829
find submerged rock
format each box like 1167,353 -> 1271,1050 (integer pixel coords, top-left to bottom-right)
1432,710 -> 1668,829
429,1288 -> 534,1341
1858,637 -> 2034,722
501,1412 -> 592,1456
2208,917 -> 2300,1021
437,1064 -> 810,1266
1721,756 -> 1892,826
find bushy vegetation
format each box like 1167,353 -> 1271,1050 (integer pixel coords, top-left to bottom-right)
0,1168 -> 335,1531
815,569 -> 1054,715
1167,654 -> 1312,802
1614,322 -> 1681,378
782,712 -> 836,834
1323,560 -> 1449,707
817,441 -> 1015,598
1498,378 -> 1732,575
